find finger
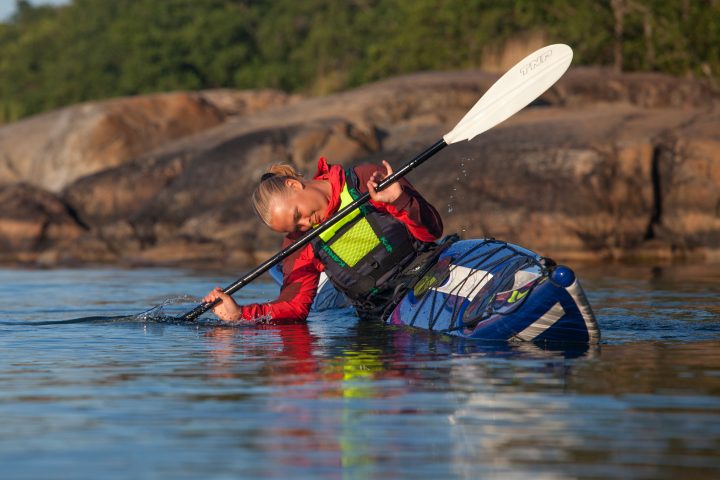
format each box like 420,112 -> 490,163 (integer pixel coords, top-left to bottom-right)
203,293 -> 218,304
210,294 -> 228,313
203,287 -> 224,303
367,179 -> 377,197
382,159 -> 394,175
216,291 -> 232,303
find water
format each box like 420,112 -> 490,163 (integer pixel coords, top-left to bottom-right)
1,264 -> 719,479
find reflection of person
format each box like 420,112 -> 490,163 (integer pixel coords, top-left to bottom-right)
203,157 -> 443,322
204,323 -> 319,378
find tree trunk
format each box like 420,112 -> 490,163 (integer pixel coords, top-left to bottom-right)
610,0 -> 626,73
642,8 -> 655,69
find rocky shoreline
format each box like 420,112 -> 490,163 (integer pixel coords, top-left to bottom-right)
1,67 -> 718,267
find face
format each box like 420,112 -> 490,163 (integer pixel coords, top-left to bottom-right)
267,179 -> 329,233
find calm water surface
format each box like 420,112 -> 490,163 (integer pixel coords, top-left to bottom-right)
1,264 -> 719,479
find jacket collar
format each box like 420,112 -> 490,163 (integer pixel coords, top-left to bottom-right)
313,157 -> 345,219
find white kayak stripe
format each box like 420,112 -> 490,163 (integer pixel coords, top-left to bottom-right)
514,302 -> 565,342
317,272 -> 329,291
431,265 -> 540,301
566,279 -> 601,343
512,270 -> 541,290
433,265 -> 493,300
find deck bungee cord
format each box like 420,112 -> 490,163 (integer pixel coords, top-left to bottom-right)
383,237 -> 598,343
403,240 -> 543,332
409,240 -> 541,333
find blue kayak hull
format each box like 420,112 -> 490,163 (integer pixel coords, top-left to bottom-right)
273,238 -> 600,344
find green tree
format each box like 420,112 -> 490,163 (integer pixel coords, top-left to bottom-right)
0,0 -> 717,123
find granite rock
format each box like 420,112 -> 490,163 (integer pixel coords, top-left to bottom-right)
0,68 -> 717,266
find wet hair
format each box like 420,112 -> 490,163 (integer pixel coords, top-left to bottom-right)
252,164 -> 303,226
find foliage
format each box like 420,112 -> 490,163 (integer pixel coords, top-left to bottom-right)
0,0 -> 717,122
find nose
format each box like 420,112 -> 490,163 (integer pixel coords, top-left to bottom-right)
298,216 -> 312,230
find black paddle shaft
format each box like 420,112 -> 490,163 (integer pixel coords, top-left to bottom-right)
180,138 -> 448,321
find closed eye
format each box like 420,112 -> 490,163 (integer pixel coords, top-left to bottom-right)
293,209 -> 302,231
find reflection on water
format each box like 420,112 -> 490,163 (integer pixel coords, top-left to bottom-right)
0,265 -> 718,479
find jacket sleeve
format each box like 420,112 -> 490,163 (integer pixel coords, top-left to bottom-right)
354,163 -> 444,242
239,241 -> 321,323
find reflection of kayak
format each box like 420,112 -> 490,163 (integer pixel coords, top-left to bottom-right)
272,238 -> 600,344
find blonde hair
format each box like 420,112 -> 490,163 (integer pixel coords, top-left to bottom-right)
252,164 -> 303,226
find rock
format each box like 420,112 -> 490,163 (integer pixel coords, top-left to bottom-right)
556,67 -> 716,108
0,90 -> 296,193
199,89 -> 302,118
415,103 -> 720,261
1,69 -> 718,266
62,154 -> 188,226
124,117 -> 380,254
650,123 -> 720,252
0,183 -> 86,254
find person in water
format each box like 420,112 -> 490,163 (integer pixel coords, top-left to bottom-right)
203,157 -> 443,322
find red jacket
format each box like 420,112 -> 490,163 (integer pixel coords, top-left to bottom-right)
239,158 -> 443,323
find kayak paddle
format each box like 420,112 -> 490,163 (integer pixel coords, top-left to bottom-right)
179,44 -> 574,321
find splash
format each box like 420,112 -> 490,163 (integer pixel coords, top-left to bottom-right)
1,295 -> 274,328
140,296 -> 275,327
447,158 -> 470,235
134,295 -> 200,323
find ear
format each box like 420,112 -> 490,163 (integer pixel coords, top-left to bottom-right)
285,178 -> 304,191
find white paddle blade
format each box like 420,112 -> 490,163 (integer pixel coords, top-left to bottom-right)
443,44 -> 573,144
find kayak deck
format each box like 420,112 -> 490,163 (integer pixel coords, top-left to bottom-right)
272,238 -> 600,344
388,239 -> 600,343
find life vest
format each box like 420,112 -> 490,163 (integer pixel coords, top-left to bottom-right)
311,168 -> 423,313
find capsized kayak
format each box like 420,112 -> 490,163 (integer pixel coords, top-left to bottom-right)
271,238 -> 600,344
